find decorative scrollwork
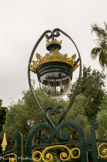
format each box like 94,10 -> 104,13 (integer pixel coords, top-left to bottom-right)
35,123 -> 55,144
45,31 -> 52,39
70,147 -> 80,159
44,106 -> 65,127
32,151 -> 42,162
52,30 -> 60,38
32,145 -> 80,162
45,30 -> 60,39
3,153 -> 17,162
42,145 -> 71,161
45,106 -> 65,117
98,143 -> 107,159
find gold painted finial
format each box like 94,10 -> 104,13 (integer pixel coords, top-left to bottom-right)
46,38 -> 62,47
1,132 -> 7,151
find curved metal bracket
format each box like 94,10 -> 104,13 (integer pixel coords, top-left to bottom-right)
28,30 -> 52,115
28,28 -> 82,126
53,28 -> 82,119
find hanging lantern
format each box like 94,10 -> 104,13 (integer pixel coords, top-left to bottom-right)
29,38 -> 79,99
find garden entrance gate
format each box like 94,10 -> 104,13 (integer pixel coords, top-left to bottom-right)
0,119 -> 107,162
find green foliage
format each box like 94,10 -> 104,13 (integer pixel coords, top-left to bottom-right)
68,65 -> 106,123
3,88 -> 68,150
0,100 -> 7,131
98,92 -> 107,110
96,93 -> 107,139
2,66 -> 107,150
67,94 -> 90,138
0,100 -> 7,153
67,95 -> 86,119
91,22 -> 107,68
97,109 -> 107,139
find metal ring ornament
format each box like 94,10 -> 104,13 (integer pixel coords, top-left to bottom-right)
45,30 -> 60,39
32,151 -> 42,162
70,147 -> 80,159
28,28 -> 82,123
98,143 -> 107,159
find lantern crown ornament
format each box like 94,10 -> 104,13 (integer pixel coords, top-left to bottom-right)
46,38 -> 62,50
29,40 -> 79,73
29,37 -> 79,99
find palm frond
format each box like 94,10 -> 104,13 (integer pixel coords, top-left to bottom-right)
91,23 -> 107,69
99,51 -> 107,68
91,24 -> 107,39
100,40 -> 107,50
104,22 -> 107,31
91,47 -> 101,59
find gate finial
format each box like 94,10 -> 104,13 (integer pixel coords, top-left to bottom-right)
1,132 -> 7,151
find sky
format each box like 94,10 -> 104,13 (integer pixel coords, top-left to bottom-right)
0,0 -> 107,107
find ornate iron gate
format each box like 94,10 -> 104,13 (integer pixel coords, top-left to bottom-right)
0,120 -> 107,162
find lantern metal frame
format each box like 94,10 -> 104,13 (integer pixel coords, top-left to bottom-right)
28,28 -> 82,128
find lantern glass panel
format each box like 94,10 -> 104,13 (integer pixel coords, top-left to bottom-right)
39,71 -> 71,98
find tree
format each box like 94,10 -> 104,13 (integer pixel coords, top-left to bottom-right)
91,22 -> 107,68
0,100 -> 7,153
3,88 -> 68,150
97,109 -> 107,139
68,66 -> 106,123
96,92 -> 107,139
98,91 -> 107,110
67,94 -> 90,138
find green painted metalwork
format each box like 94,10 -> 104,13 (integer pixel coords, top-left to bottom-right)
91,123 -> 99,162
26,122 -> 55,161
52,28 -> 82,120
28,28 -> 82,126
14,132 -> 23,162
0,132 -> 23,162
44,105 -> 65,128
25,119 -> 87,161
0,122 -> 107,161
56,120 -> 87,161
25,120 -> 107,161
